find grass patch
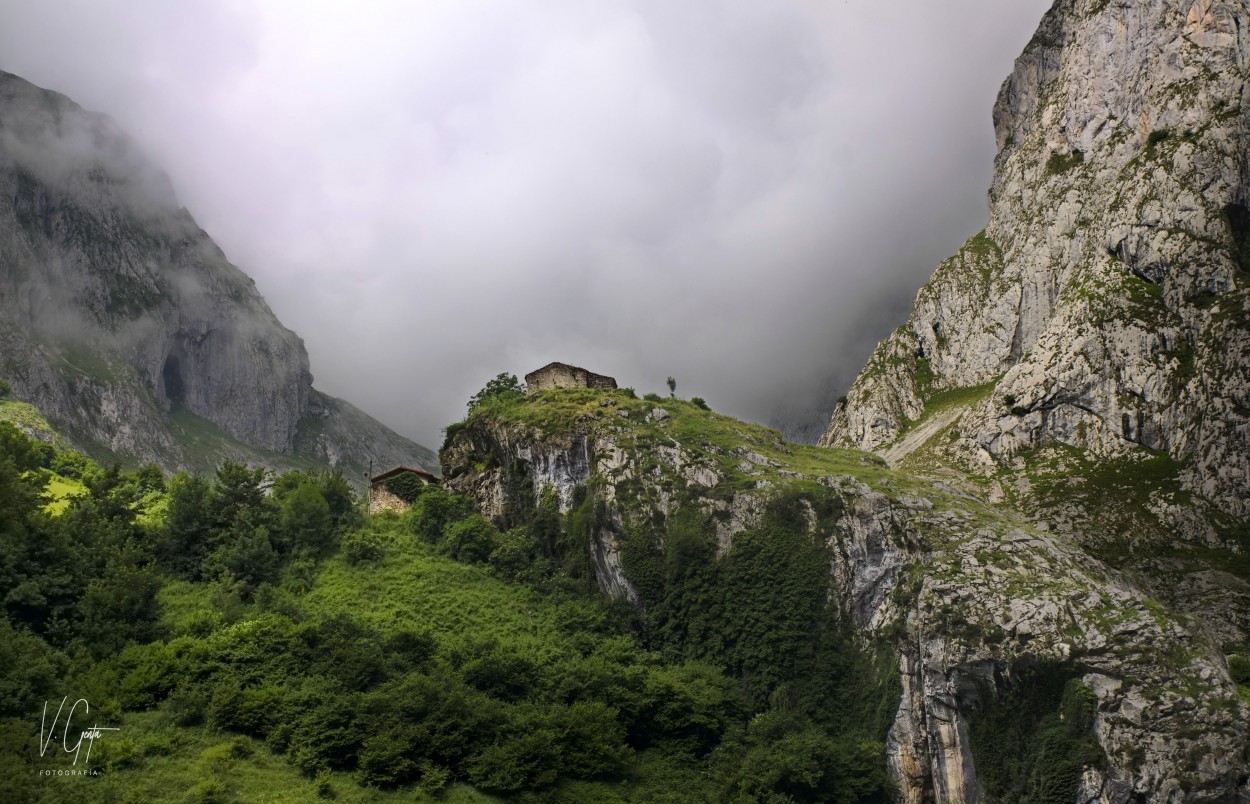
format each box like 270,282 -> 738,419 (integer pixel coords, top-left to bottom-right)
0,399 -> 66,445
1046,150 -> 1084,176
460,387 -> 901,494
302,520 -> 592,660
41,474 -> 86,515
895,379 -> 998,440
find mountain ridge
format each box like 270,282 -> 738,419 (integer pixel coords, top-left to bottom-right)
813,2 -> 1250,797
0,69 -> 436,480
821,0 -> 1250,520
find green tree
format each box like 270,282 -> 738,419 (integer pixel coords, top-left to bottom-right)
316,470 -> 361,532
444,515 -> 498,564
0,378 -> 11,398
162,473 -> 213,579
0,618 -> 67,717
202,524 -> 279,592
666,376 -> 677,398
277,480 -> 335,556
529,485 -> 562,560
208,461 -> 271,531
468,373 -> 526,414
76,561 -> 164,656
409,486 -> 476,544
0,429 -> 79,638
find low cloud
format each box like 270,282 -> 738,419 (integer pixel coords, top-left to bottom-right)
0,0 -> 1053,446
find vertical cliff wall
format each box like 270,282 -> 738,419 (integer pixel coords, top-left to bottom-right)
822,0 -> 1250,520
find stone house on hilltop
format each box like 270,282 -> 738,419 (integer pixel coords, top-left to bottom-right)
524,362 -> 617,394
368,465 -> 439,514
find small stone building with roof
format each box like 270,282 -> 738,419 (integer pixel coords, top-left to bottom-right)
524,362 -> 617,394
368,465 -> 440,514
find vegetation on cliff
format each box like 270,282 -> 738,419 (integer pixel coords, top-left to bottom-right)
3,376 -> 1244,801
0,398 -> 899,802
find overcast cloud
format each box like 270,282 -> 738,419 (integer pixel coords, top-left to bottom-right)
0,0 -> 1053,447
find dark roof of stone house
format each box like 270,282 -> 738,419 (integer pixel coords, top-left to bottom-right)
371,466 -> 440,485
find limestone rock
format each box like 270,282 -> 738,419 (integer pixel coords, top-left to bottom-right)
442,404 -> 1250,802
822,0 -> 1250,520
0,70 -> 435,478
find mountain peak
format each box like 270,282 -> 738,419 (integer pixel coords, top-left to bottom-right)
0,70 -> 435,479
819,2 -> 1250,799
825,0 -> 1250,518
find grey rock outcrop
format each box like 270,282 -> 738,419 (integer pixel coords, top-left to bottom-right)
443,397 -> 1250,802
0,70 -> 435,478
821,0 -> 1250,520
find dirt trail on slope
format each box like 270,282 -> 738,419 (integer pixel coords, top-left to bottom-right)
880,408 -> 964,468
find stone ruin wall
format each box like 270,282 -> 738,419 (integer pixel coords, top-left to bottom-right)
368,485 -> 411,515
526,364 -> 618,393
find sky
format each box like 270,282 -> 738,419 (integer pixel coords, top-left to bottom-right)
0,0 -> 1053,448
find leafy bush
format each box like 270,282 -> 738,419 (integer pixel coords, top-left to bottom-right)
1045,150 -> 1084,176
314,769 -> 336,799
716,712 -> 891,803
1146,128 -> 1170,159
444,515 -> 498,563
441,421 -> 467,453
0,619 -> 68,717
342,531 -> 386,565
968,668 -> 1104,804
488,527 -> 541,581
185,778 -> 228,804
0,378 -> 10,398
690,396 -> 709,410
1229,654 -> 1250,686
409,486 -> 476,543
277,479 -> 335,556
419,761 -> 451,794
383,472 -> 429,505
468,373 -> 526,414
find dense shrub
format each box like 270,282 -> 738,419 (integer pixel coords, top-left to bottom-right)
0,419 -> 904,801
1229,654 -> 1250,687
0,619 -> 67,717
444,515 -> 498,563
408,486 -> 476,543
383,472 -> 428,505
342,530 -> 385,565
968,667 -> 1105,804
467,373 -> 526,414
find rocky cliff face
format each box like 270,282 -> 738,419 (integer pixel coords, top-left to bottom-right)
0,70 -> 435,478
822,0 -> 1250,522
443,389 -> 1250,803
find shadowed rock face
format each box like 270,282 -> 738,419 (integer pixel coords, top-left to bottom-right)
0,70 -> 435,477
822,0 -> 1250,520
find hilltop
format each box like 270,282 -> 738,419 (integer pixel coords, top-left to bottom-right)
442,385 -> 1249,801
